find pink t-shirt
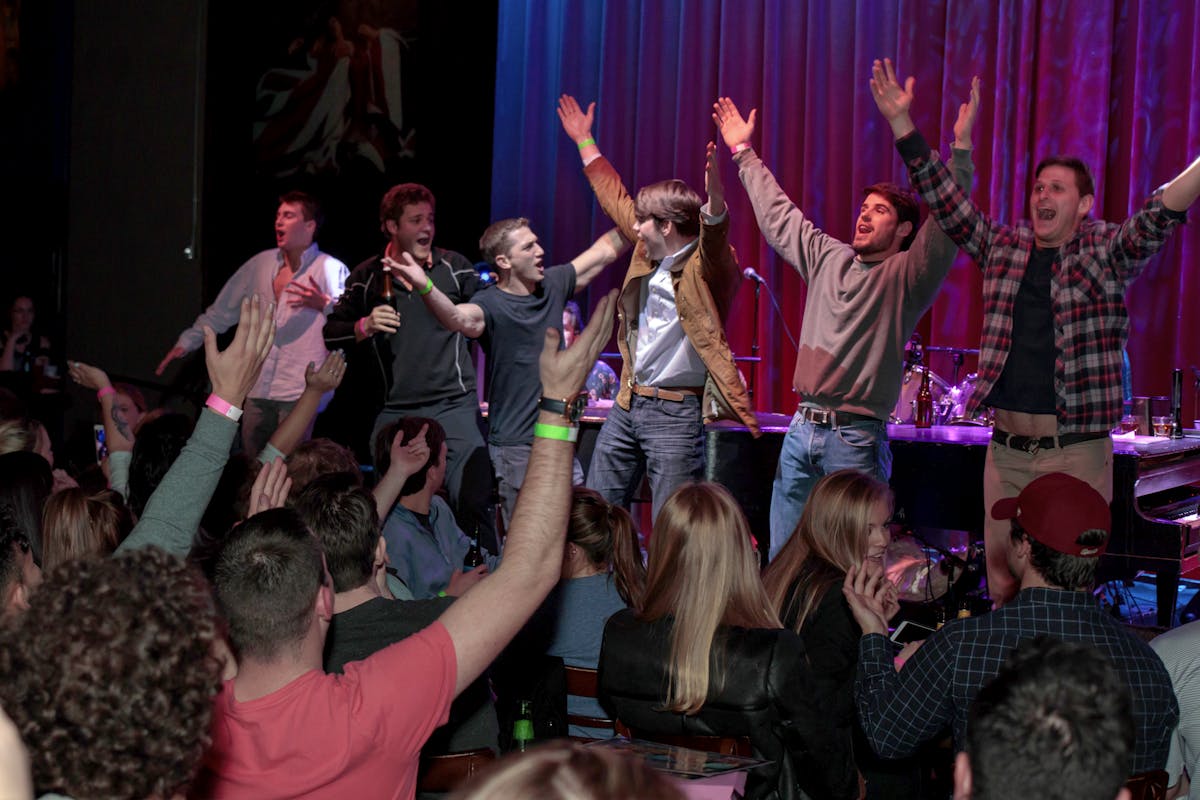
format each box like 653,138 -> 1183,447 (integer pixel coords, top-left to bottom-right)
199,621 -> 456,799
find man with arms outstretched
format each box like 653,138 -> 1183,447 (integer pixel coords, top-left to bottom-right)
389,219 -> 629,526
871,57 -> 1200,603
557,95 -> 758,523
713,78 -> 979,560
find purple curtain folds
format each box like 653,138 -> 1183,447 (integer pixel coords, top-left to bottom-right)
493,0 -> 1200,416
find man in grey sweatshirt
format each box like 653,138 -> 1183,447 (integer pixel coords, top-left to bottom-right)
713,75 -> 979,560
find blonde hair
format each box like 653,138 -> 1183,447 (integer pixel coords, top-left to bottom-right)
763,470 -> 892,632
639,482 -> 780,714
0,417 -> 41,456
451,740 -> 683,800
42,488 -> 132,569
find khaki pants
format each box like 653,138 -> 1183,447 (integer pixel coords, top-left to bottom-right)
982,435 -> 1113,604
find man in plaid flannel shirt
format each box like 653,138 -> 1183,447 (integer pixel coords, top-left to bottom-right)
871,58 -> 1200,603
843,472 -> 1178,776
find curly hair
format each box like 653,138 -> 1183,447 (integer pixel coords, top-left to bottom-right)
0,547 -> 222,799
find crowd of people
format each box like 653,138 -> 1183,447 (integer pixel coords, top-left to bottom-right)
1,57 -> 1199,800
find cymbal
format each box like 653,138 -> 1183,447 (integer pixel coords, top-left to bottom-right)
923,345 -> 981,355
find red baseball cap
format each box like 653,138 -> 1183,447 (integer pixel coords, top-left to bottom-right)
990,473 -> 1110,557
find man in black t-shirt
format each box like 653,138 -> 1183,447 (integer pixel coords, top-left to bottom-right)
390,218 -> 628,526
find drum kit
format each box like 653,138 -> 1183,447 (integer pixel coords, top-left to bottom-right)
890,341 -> 993,427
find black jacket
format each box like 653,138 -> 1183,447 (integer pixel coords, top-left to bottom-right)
599,609 -> 855,800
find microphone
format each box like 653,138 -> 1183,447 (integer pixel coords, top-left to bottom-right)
743,267 -> 768,285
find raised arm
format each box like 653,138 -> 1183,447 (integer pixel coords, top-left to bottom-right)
557,94 -> 599,163
119,296 -> 276,556
156,261 -> 255,375
570,228 -> 631,290
262,350 -> 346,458
439,289 -> 617,696
371,423 -> 430,522
67,361 -> 135,455
1163,154 -> 1200,213
386,252 -> 485,338
869,57 -> 917,141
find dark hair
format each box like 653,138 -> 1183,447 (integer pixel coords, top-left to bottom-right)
634,180 -> 702,238
287,438 -> 362,495
0,450 -> 52,564
373,416 -> 445,498
0,503 -> 32,609
112,381 -> 147,415
279,190 -> 324,232
568,487 -> 645,608
1010,520 -> 1104,591
213,507 -> 326,661
479,217 -> 532,265
291,472 -> 380,593
862,182 -> 920,251
967,636 -> 1133,800
0,547 -> 221,799
1034,156 -> 1096,199
380,182 -> 435,226
128,413 -> 194,519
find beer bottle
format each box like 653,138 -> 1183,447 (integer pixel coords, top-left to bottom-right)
915,367 -> 933,428
380,265 -> 397,309
463,531 -> 484,572
513,700 -> 534,752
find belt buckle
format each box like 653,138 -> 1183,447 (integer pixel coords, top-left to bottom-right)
806,407 -> 831,426
1022,437 -> 1041,455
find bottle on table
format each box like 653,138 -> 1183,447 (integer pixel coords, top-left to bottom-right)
915,366 -> 933,429
512,700 -> 534,752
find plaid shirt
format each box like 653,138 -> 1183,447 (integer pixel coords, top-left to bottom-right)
855,587 -> 1178,773
899,133 -> 1186,433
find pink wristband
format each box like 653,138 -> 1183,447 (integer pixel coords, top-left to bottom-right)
730,142 -> 751,156
205,393 -> 244,422
96,386 -> 116,401
356,317 -> 369,337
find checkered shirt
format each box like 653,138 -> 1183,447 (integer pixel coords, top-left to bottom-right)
856,587 -> 1178,773
898,133 -> 1186,433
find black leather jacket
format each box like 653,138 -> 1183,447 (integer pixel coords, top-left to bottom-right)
599,609 -> 856,800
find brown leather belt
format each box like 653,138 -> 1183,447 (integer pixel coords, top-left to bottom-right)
991,429 -> 1110,455
797,405 -> 880,428
629,383 -> 703,402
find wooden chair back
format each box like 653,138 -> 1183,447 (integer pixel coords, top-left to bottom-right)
417,747 -> 497,792
614,720 -> 754,757
564,665 -> 616,737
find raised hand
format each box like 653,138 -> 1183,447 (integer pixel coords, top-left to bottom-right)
382,252 -> 427,293
953,75 -> 981,150
705,141 -> 725,215
712,97 -> 757,149
284,276 -> 332,311
248,457 -> 292,517
68,360 -> 112,392
156,345 -> 186,376
304,350 -> 346,394
869,58 -> 916,138
557,94 -> 595,144
203,295 -> 276,409
389,422 -> 431,478
539,289 -> 617,400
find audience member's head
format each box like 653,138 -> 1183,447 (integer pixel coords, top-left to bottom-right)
127,412 -> 194,519
0,416 -> 51,464
291,472 -> 380,593
213,507 -> 329,662
634,179 -> 702,238
451,740 -> 684,800
861,182 -> 920,251
287,437 -> 362,494
764,469 -> 893,630
112,381 -> 148,434
373,416 -> 446,498
41,488 -> 132,569
479,217 -> 533,266
640,482 -> 780,713
0,547 -> 221,799
0,450 -> 53,564
0,503 -> 39,618
992,472 -> 1110,591
566,487 -> 644,608
562,301 -> 583,348
958,636 -> 1133,800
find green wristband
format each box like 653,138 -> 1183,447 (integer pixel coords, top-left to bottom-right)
577,137 -> 596,150
534,422 -> 579,443
437,590 -> 448,598
419,277 -> 434,296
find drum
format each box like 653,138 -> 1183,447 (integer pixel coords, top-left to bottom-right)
891,365 -> 950,424
945,373 -> 993,425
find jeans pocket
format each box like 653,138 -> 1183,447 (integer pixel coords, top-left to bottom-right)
657,396 -> 701,420
835,423 -> 881,449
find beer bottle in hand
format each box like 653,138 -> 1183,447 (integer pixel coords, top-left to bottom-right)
463,529 -> 484,572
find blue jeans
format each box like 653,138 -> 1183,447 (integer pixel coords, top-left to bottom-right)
490,443 -> 585,531
585,395 -> 705,523
768,412 -> 892,561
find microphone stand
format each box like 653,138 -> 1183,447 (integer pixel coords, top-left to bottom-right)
750,279 -> 761,403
